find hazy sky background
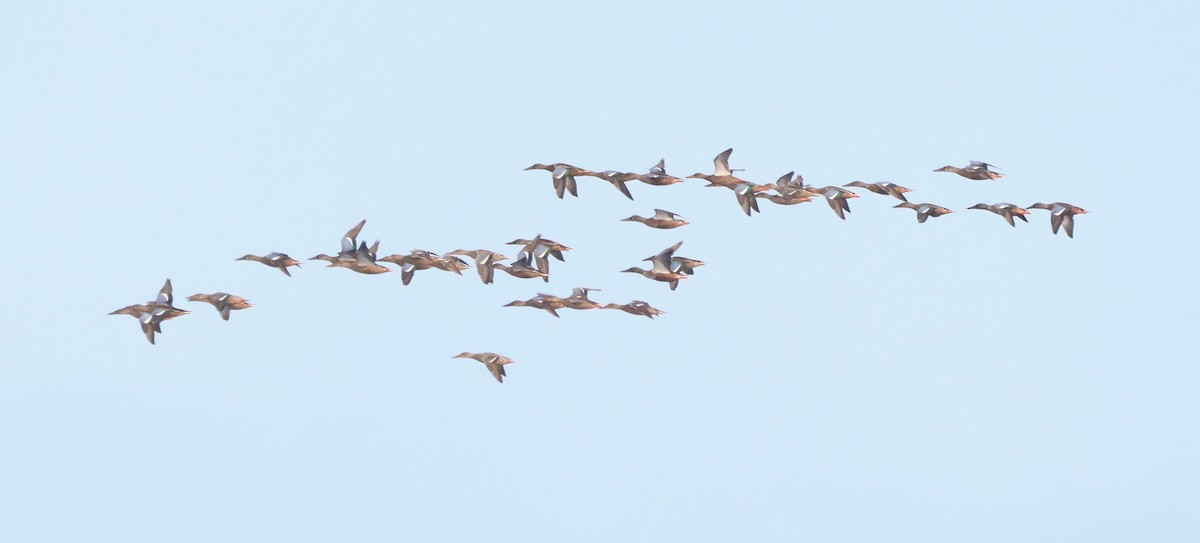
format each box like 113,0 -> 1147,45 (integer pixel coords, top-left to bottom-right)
2,1 -> 1197,541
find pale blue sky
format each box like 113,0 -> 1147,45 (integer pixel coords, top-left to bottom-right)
2,1 -> 1197,541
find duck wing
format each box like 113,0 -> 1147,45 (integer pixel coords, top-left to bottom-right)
341,220 -> 366,254
713,148 -> 733,176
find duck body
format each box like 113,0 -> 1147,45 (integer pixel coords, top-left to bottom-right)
507,237 -> 571,262
237,252 -> 301,276
378,250 -> 442,285
445,249 -> 508,284
640,159 -> 685,186
525,163 -> 601,199
309,220 -> 389,273
624,241 -> 690,290
761,192 -> 813,205
844,181 -> 913,202
108,279 -> 190,344
452,352 -> 515,383
187,292 -> 252,321
894,202 -> 954,223
309,254 -> 392,274
934,161 -> 1004,180
494,260 -> 550,281
560,287 -> 602,310
621,209 -> 689,229
812,186 -> 859,220
622,266 -> 687,290
602,300 -> 664,319
967,202 -> 1031,227
504,295 -> 565,317
433,254 -> 469,275
687,148 -> 748,189
1029,202 -> 1088,238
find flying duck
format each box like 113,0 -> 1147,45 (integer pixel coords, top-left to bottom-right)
524,163 -> 602,199
108,279 -> 190,344
967,202 -> 1031,227
843,181 -> 913,202
445,249 -> 508,284
187,292 -> 252,321
894,202 -> 954,223
1028,202 -> 1088,238
452,352 -> 515,383
236,252 -> 302,276
602,300 -> 665,319
621,209 -> 689,229
811,186 -> 859,220
686,148 -> 748,189
934,161 -> 1004,180
640,159 -> 685,186
622,241 -> 690,290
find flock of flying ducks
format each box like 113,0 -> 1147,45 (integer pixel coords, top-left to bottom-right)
107,220 -> 672,382
530,149 -> 1088,233
109,148 -> 1087,383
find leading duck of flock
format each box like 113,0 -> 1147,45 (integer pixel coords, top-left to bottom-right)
110,149 -> 1087,382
